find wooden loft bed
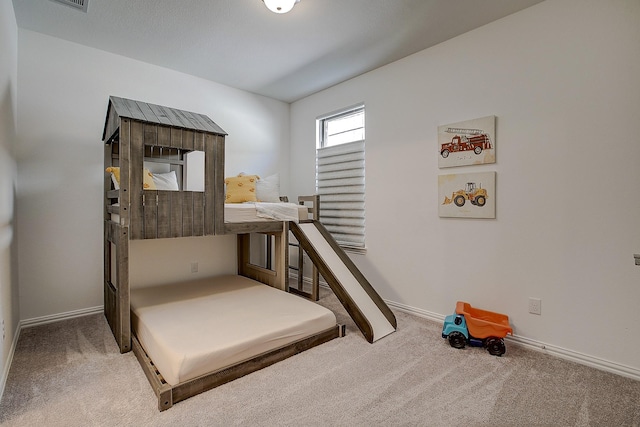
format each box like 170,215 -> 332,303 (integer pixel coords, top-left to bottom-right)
102,97 -> 341,410
102,96 -> 228,353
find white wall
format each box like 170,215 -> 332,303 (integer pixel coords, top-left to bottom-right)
290,0 -> 640,372
16,29 -> 290,320
0,0 -> 19,394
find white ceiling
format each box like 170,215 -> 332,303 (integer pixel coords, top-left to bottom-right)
12,0 -> 544,103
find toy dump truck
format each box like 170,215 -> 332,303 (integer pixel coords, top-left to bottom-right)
440,128 -> 492,159
442,182 -> 487,207
442,301 -> 513,356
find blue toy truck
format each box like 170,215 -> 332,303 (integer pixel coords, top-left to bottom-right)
442,301 -> 513,356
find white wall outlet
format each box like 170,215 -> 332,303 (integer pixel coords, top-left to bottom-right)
191,261 -> 198,273
528,297 -> 542,315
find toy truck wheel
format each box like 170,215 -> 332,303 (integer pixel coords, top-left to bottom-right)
441,149 -> 450,158
454,195 -> 466,207
485,337 -> 506,356
474,146 -> 483,155
475,196 -> 486,207
448,332 -> 466,349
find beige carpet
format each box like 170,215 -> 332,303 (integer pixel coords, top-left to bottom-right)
1,288 -> 639,426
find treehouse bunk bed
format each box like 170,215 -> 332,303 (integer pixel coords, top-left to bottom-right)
102,96 -> 342,411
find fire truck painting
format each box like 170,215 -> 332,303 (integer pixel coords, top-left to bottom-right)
438,116 -> 496,168
440,128 -> 492,158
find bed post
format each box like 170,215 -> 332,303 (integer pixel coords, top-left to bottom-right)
289,195 -> 321,301
274,221 -> 289,291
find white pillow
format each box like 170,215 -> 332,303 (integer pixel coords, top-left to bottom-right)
152,171 -> 180,191
110,174 -> 120,190
256,173 -> 280,202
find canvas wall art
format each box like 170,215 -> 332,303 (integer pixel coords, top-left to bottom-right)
438,171 -> 496,219
438,116 -> 496,168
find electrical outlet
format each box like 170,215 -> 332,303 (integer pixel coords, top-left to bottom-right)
191,262 -> 199,273
528,298 -> 542,315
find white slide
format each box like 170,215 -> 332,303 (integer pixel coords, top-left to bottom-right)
291,221 -> 396,343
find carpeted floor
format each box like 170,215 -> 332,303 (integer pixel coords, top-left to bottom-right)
1,288 -> 639,426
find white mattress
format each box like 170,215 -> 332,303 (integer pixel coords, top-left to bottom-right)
111,202 -> 308,224
130,274 -> 336,386
225,202 -> 308,223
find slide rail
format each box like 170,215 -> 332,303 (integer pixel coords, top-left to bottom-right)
290,221 -> 397,343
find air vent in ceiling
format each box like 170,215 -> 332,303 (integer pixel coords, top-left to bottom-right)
49,0 -> 88,13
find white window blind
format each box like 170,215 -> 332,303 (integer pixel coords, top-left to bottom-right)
316,140 -> 365,249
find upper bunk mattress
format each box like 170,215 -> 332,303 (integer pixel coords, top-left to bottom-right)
224,202 -> 308,223
111,202 -> 308,224
130,274 -> 336,386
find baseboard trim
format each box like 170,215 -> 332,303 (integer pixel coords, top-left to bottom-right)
386,300 -> 640,381
0,323 -> 20,403
20,305 -> 103,329
386,300 -> 445,324
505,335 -> 640,381
1,305 -> 105,401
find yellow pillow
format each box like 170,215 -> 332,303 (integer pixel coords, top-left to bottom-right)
225,174 -> 259,203
106,166 -> 120,189
105,167 -> 156,190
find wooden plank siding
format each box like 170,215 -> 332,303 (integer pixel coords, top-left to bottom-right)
103,96 -> 228,241
182,192 -> 194,237
213,134 -> 226,235
204,133 -> 216,236
129,119 -> 145,239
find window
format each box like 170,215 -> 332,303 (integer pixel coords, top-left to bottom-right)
316,105 -> 366,250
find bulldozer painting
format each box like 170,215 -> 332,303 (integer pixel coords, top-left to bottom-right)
443,182 -> 487,207
438,171 -> 495,219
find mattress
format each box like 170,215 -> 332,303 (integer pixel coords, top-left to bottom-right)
225,202 -> 308,223
111,202 -> 307,224
130,274 -> 336,386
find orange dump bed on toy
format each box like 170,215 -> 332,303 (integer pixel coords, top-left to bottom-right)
456,301 -> 513,339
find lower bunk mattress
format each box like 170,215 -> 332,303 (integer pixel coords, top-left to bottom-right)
130,274 -> 336,386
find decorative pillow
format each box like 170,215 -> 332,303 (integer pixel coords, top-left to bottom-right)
105,167 -> 156,190
224,174 -> 259,203
256,173 -> 281,202
151,171 -> 180,191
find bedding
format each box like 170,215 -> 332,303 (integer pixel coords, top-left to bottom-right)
224,202 -> 308,223
256,173 -> 280,202
110,201 -> 307,224
106,167 -> 180,191
130,274 -> 336,386
225,173 -> 281,203
224,174 -> 259,203
151,170 -> 180,191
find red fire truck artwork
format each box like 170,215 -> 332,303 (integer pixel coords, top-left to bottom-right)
440,127 -> 492,158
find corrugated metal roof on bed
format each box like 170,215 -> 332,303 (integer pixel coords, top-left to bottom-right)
103,96 -> 227,141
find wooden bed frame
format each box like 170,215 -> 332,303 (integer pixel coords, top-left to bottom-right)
132,324 -> 343,411
102,97 -> 341,410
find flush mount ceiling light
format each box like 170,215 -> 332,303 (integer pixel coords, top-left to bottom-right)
262,0 -> 300,14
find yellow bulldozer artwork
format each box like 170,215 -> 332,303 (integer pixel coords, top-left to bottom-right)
443,182 -> 488,207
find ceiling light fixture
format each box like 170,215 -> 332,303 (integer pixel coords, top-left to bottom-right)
262,0 -> 299,14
